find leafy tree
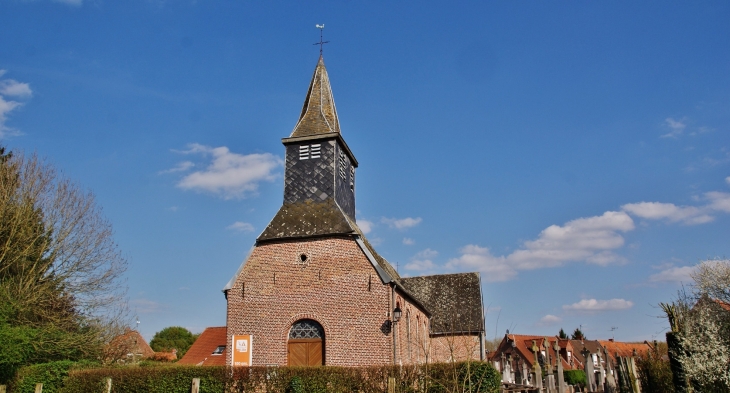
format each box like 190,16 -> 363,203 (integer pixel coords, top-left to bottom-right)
571,328 -> 585,340
0,148 -> 128,382
558,328 -> 567,339
149,326 -> 198,358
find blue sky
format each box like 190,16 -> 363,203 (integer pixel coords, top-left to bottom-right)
2,1 -> 729,343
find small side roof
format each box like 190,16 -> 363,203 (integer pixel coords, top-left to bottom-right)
401,272 -> 484,335
178,327 -> 227,366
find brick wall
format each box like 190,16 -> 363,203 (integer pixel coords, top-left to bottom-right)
429,335 -> 483,363
227,237 -> 425,367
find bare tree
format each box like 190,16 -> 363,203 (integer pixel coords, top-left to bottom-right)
0,148 -> 128,370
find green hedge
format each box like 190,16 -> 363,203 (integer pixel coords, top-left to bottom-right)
53,361 -> 500,393
10,360 -> 99,393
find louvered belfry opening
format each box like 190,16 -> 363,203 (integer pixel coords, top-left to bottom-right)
287,319 -> 324,366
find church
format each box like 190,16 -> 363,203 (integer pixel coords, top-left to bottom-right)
223,55 -> 485,367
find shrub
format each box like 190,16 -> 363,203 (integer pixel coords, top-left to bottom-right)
58,361 -> 501,393
636,342 -> 674,393
10,360 -> 98,393
563,369 -> 587,387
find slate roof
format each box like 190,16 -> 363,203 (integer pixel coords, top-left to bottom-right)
290,56 -> 340,138
569,339 -> 605,367
178,327 -> 227,366
400,273 -> 484,334
257,199 -> 355,241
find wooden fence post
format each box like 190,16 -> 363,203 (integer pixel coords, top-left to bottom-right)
387,377 -> 395,393
106,377 -> 112,393
192,378 -> 200,393
35,383 -> 43,393
0,384 -> 7,393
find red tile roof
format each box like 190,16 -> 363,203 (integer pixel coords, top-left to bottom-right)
598,340 -> 651,359
178,327 -> 227,366
489,334 -> 576,370
107,329 -> 155,359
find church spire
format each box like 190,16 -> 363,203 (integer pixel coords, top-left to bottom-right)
290,56 -> 341,138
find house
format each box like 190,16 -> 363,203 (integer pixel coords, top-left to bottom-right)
489,334 -> 578,385
105,328 -> 176,363
178,326 -> 227,366
222,55 -> 485,367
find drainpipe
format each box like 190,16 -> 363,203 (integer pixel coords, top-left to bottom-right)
391,283 -> 397,365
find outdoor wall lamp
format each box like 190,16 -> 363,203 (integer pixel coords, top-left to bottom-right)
393,306 -> 402,323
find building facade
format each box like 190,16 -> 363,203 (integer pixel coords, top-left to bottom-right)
223,56 -> 484,367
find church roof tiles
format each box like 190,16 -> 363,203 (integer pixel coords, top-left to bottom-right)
401,273 -> 484,334
290,56 -> 341,138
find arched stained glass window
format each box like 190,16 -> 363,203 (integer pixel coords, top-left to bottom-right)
289,319 -> 324,339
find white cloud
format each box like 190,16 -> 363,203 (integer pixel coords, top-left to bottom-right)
381,217 -> 422,230
405,259 -> 436,271
649,266 -> 695,283
725,176 -> 730,186
446,245 -> 516,282
705,191 -> 730,213
402,237 -> 415,245
176,143 -> 282,199
358,219 -> 374,234
661,117 -> 686,138
509,211 -> 634,269
539,314 -> 562,325
563,298 -> 634,312
0,79 -> 32,98
622,202 -> 714,225
0,71 -> 32,138
226,221 -> 254,232
405,248 -> 438,271
159,161 -> 194,174
448,211 -> 633,281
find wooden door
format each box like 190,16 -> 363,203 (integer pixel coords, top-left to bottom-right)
287,339 -> 323,366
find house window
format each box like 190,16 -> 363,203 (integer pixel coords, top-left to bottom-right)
212,345 -> 225,355
299,144 -> 321,160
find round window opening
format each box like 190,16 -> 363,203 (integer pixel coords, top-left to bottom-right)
299,254 -> 308,263
289,319 -> 324,340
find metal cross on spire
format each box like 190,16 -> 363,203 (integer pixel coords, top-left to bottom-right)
314,24 -> 329,56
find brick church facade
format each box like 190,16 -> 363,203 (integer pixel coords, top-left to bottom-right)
223,56 -> 485,367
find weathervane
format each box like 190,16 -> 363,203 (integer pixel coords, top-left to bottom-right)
314,24 -> 329,56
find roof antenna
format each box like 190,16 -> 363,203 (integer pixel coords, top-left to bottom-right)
314,24 -> 329,56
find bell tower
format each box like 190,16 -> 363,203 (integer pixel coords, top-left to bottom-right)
281,56 -> 357,221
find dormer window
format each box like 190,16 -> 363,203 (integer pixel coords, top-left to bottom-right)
212,345 -> 226,355
299,144 -> 321,160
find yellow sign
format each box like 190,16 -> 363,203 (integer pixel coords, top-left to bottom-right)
232,334 -> 252,366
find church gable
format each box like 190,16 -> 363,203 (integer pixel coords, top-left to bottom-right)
226,237 -> 396,366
